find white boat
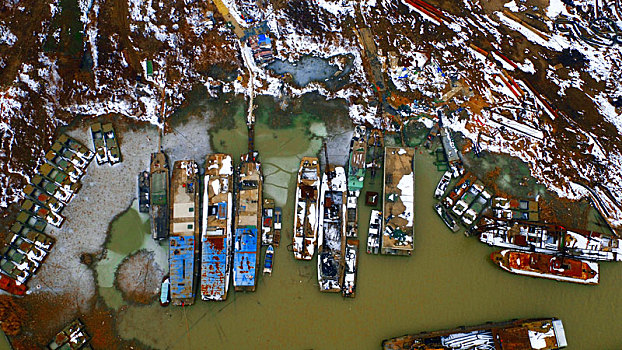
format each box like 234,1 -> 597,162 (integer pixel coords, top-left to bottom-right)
434,171 -> 452,199
342,238 -> 359,298
366,210 -> 382,254
160,276 -> 170,307
317,165 -> 347,292
292,157 -> 320,260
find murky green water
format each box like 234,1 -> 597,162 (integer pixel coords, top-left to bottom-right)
104,96 -> 622,349
96,200 -> 167,310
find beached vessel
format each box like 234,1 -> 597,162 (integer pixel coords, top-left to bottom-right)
160,275 -> 170,306
51,139 -> 91,170
23,184 -> 64,213
383,318 -> 568,350
48,319 -> 91,350
261,198 -> 275,245
169,160 -> 199,306
366,210 -> 382,254
263,245 -> 274,275
342,238 -> 358,298
292,157 -> 320,260
38,163 -> 81,194
477,217 -> 622,262
10,222 -> 54,251
56,134 -> 94,165
273,207 -> 282,247
31,174 -> 73,204
382,147 -> 415,256
90,123 -> 108,165
491,250 -> 599,285
0,273 -> 27,296
317,165 -> 347,292
102,123 -> 121,164
150,152 -> 169,240
201,154 -> 234,301
138,171 -> 150,213
434,170 -> 452,199
233,153 -> 262,292
21,199 -> 64,228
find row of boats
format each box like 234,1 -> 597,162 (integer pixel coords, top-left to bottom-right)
0,133 -> 95,295
150,151 -> 280,305
431,158 -> 622,285
153,125 -> 386,302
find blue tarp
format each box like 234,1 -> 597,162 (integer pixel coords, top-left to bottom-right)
170,235 -> 195,299
201,236 -> 227,299
233,227 -> 258,287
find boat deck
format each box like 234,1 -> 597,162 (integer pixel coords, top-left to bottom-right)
382,147 -> 415,256
169,160 -> 199,306
234,159 -> 262,291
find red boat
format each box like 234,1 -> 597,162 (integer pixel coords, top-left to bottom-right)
491,250 -> 599,285
0,274 -> 27,296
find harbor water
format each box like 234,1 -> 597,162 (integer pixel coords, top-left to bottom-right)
104,95 -> 622,349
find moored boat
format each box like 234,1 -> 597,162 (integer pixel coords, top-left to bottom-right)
150,152 -> 169,240
201,154 -> 234,301
261,198 -> 275,245
293,157 -> 320,260
342,238 -> 358,298
383,318 -> 568,350
491,249 -> 599,285
233,153 -> 262,292
317,165 -> 347,292
367,129 -> 384,181
263,245 -> 274,275
347,125 -> 368,196
273,207 -> 282,247
382,147 -> 415,256
476,217 -> 622,261
169,160 -> 199,306
434,203 -> 459,233
434,170 -> 452,199
366,210 -> 381,254
160,275 -> 170,306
